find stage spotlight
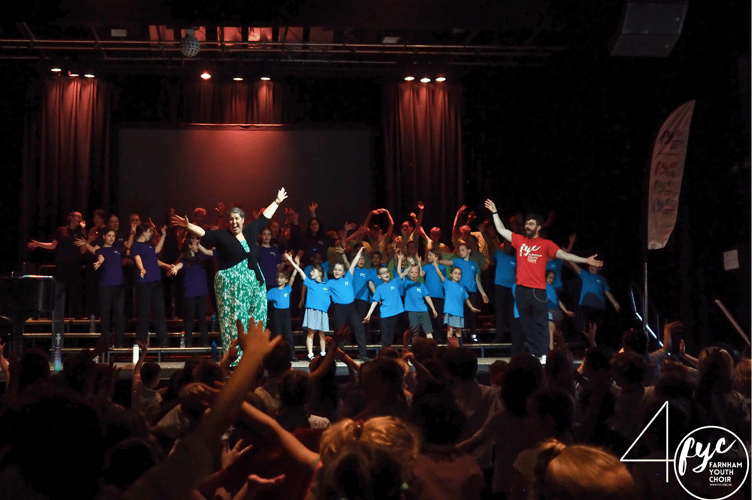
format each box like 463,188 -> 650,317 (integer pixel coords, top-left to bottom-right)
404,76 -> 415,81
84,73 -> 95,78
51,67 -> 62,72
233,77 -> 244,81
420,77 -> 431,83
201,71 -> 211,80
260,76 -> 271,81
436,77 -> 446,82
68,71 -> 79,77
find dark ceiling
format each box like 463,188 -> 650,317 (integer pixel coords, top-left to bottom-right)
0,0 -> 633,77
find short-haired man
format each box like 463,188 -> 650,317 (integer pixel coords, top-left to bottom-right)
485,200 -> 602,359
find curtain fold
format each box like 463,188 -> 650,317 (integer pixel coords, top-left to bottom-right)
382,82 -> 464,231
182,80 -> 289,124
22,77 -> 112,242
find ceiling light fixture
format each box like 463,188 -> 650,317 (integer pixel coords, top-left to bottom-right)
436,77 -> 446,82
420,77 -> 431,83
201,71 -> 211,79
233,77 -> 244,81
404,76 -> 415,81
84,73 -> 95,78
260,76 -> 271,81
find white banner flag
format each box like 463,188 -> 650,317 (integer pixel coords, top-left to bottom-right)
647,100 -> 695,249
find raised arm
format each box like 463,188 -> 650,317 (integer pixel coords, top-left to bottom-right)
432,262 -> 446,283
484,200 -> 512,242
396,253 -> 409,279
415,201 -> 425,229
154,226 -> 168,254
452,205 -> 466,241
382,208 -> 395,240
288,258 -> 299,287
348,246 -> 365,276
262,188 -> 288,220
284,251 -> 305,276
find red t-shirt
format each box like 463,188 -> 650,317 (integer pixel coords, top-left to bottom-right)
511,233 -> 560,289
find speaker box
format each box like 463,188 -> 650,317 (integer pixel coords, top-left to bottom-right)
610,1 -> 689,57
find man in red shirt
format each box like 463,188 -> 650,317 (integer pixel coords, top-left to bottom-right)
484,200 -> 602,359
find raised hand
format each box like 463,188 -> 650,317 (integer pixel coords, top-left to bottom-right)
344,222 -> 356,232
581,322 -> 597,347
308,201 -> 318,212
275,187 -> 288,204
447,336 -> 460,348
235,318 -> 281,357
93,260 -> 103,271
27,240 -> 39,250
484,199 -> 498,213
137,340 -> 148,354
215,202 -> 225,216
417,201 -> 425,210
333,324 -> 352,345
74,238 -> 87,247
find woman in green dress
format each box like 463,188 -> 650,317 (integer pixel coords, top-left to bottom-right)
172,188 -> 288,357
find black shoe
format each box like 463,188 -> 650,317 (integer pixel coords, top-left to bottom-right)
470,335 -> 479,343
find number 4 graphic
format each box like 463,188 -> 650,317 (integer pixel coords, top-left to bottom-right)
620,401 -> 671,482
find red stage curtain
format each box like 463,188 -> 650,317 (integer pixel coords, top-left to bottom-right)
21,77 -> 113,245
182,80 -> 289,124
382,82 -> 464,231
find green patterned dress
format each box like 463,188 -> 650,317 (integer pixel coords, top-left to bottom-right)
214,239 -> 267,360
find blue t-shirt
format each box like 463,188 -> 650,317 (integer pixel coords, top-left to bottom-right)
579,269 -> 610,309
546,283 -> 559,310
329,270 -> 356,305
422,264 -> 446,299
443,280 -> 469,317
371,278 -> 405,318
546,259 -> 564,290
96,246 -> 123,287
131,241 -> 160,284
403,280 -> 429,312
182,253 -> 210,298
258,246 -> 281,288
452,258 -> 479,293
304,262 -> 330,283
304,277 -> 331,312
352,267 -> 376,301
494,251 -> 517,288
267,285 -> 292,309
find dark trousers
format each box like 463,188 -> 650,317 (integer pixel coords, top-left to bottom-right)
331,302 -> 367,358
494,285 -> 514,342
269,307 -> 296,360
183,295 -> 209,346
355,299 -> 375,343
464,290 -> 479,338
379,313 -> 401,348
54,260 -> 83,318
515,285 -> 549,357
430,297 -> 445,342
135,280 -> 168,345
98,285 -> 125,347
